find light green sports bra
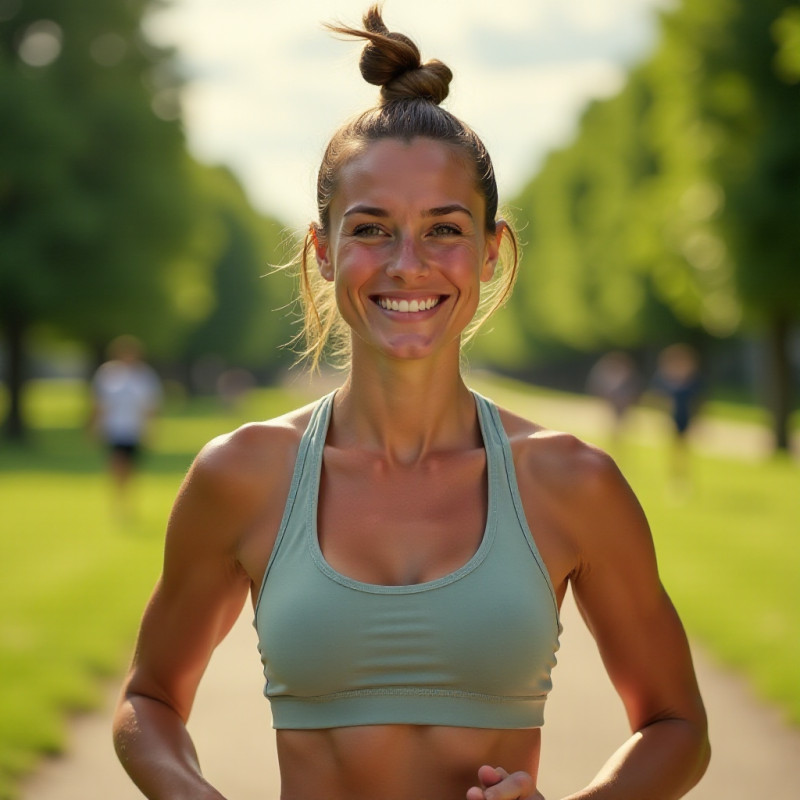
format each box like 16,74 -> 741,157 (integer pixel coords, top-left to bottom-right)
254,391 -> 561,730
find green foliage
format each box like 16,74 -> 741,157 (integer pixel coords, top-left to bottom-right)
0,1 -> 300,443
501,0 -> 799,449
0,0 -> 198,346
179,164 -> 297,379
506,69 -> 700,365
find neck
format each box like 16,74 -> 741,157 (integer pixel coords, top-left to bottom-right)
330,351 -> 479,466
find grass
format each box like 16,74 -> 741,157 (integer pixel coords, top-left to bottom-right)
0,375 -> 798,798
0,381 -> 308,800
469,372 -> 800,726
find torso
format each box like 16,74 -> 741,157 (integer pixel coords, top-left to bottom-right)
234,393 -> 581,800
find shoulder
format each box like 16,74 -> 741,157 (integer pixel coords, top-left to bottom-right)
167,400 -> 318,556
496,403 -> 618,489
137,363 -> 162,384
495,404 -> 646,558
189,400 -> 317,501
92,360 -> 117,385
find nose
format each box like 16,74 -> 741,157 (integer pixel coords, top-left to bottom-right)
385,235 -> 429,281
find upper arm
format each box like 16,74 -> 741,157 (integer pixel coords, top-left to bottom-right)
563,447 -> 706,733
122,431 -> 267,722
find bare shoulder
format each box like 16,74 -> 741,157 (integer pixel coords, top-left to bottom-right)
167,400 -> 318,559
495,404 -> 647,560
192,400 -> 316,493
496,404 -> 621,491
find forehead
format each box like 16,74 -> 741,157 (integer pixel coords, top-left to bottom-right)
332,138 -> 482,214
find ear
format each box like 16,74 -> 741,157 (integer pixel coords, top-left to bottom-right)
312,225 -> 334,282
480,219 -> 506,283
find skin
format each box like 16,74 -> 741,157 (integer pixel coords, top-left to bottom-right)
113,138 -> 710,800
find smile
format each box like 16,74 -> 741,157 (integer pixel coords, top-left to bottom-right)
375,296 -> 442,313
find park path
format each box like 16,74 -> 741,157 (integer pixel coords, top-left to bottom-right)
20,377 -> 800,799
20,593 -> 800,799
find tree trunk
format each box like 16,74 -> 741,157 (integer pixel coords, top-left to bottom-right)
766,313 -> 794,453
2,316 -> 27,441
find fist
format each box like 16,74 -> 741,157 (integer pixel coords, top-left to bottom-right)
465,765 -> 544,800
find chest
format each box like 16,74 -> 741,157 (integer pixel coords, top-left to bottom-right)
317,448 -> 488,587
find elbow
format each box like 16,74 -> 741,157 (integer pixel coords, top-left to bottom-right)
695,721 -> 712,784
679,708 -> 712,792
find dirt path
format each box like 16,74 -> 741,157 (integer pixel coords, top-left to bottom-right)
22,590 -> 800,799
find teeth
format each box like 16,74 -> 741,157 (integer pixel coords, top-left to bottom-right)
378,297 -> 440,313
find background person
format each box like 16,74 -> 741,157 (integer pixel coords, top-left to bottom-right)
90,334 -> 161,520
652,343 -> 704,488
112,7 -> 709,799
586,350 -> 642,446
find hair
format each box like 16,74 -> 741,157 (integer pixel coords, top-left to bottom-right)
293,4 -> 519,369
107,334 -> 144,361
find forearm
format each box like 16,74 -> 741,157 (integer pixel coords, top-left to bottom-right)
562,718 -> 710,800
113,692 -> 226,800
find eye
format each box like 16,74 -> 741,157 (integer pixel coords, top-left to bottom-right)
352,223 -> 387,237
429,223 -> 462,237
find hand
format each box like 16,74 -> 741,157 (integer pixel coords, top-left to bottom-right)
465,764 -> 545,800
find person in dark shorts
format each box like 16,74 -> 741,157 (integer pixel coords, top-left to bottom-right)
91,335 -> 161,519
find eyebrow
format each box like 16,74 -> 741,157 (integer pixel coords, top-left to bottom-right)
343,205 -> 389,218
342,204 -> 473,219
424,204 -> 473,219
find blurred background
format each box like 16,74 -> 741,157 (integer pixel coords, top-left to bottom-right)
1,0 -> 798,798
2,0 -> 799,449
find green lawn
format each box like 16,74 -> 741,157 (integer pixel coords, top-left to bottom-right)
0,381 -> 307,800
469,373 -> 800,726
0,376 -> 798,799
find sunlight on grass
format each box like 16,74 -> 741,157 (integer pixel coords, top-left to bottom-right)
469,373 -> 800,726
0,384 -> 305,799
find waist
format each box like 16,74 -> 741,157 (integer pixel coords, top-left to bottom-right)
276,724 -> 541,800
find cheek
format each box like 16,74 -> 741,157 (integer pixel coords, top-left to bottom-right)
436,247 -> 485,286
334,256 -> 378,290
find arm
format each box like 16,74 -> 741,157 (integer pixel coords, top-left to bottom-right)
112,433 -> 263,800
468,434 -> 709,800
561,447 -> 710,799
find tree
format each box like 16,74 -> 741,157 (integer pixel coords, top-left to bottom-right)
179,164 -> 296,387
0,0 -> 198,439
645,0 -> 800,449
501,73 -> 693,370
500,0 -> 799,450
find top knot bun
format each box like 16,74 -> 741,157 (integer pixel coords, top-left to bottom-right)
326,4 -> 452,106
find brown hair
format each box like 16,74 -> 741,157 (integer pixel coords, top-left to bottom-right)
294,4 -> 519,369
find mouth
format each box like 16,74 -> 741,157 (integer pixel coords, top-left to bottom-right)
373,295 -> 443,313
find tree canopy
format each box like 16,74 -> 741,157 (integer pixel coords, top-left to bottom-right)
498,0 -> 799,449
0,0 -> 198,437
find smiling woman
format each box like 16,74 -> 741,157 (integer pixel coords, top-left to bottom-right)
310,136 -> 510,365
295,8 -> 519,369
112,6 -> 709,800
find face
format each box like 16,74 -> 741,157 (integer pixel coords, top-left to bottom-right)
314,137 -> 504,363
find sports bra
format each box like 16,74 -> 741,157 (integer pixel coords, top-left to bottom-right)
253,391 -> 561,730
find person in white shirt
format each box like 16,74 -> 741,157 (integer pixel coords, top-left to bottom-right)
91,334 -> 161,519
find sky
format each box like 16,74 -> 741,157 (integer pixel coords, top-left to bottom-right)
146,0 -> 672,230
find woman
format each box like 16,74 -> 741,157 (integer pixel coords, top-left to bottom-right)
113,7 -> 710,799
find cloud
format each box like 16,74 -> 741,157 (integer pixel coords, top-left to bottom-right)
148,0 -> 667,226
